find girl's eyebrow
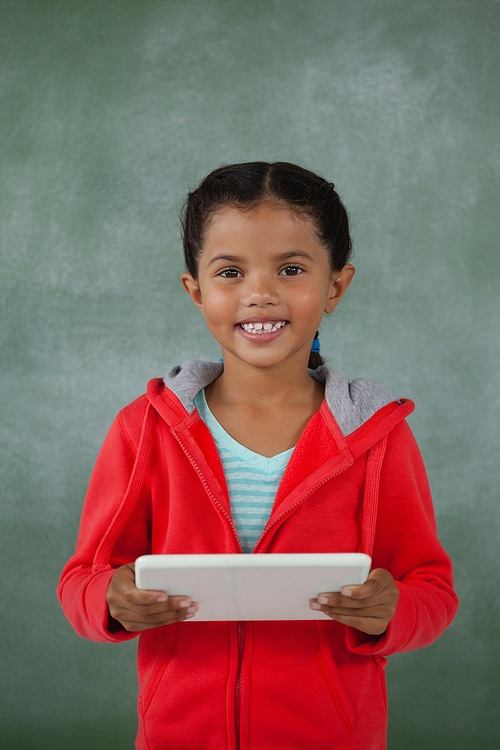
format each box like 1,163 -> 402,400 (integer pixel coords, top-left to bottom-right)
274,251 -> 314,262
207,251 -> 314,267
207,254 -> 242,266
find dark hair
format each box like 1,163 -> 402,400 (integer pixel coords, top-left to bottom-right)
180,161 -> 353,368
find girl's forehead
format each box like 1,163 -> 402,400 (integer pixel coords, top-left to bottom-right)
204,202 -> 319,247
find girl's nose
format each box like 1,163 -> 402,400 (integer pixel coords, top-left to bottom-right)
241,274 -> 280,306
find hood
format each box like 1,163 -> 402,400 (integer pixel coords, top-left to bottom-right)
163,360 -> 397,437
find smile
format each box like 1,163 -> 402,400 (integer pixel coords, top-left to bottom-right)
239,321 -> 287,334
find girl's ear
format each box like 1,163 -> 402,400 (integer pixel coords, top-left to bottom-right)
325,264 -> 355,314
181,272 -> 203,311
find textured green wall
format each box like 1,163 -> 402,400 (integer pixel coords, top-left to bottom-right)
1,1 -> 498,748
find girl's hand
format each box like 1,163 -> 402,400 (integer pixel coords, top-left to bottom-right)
106,563 -> 198,632
309,568 -> 399,635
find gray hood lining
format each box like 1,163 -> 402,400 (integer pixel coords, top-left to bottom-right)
164,360 -> 395,437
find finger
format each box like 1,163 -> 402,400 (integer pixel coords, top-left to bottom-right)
114,600 -> 198,627
340,568 -> 391,600
309,598 -> 386,633
119,595 -> 197,618
132,590 -> 194,608
322,611 -> 388,636
119,606 -> 198,632
319,603 -> 386,617
310,597 -> 384,616
130,603 -> 198,623
311,592 -> 372,610
122,586 -> 173,606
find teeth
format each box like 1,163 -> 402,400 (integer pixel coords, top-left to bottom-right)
241,321 -> 286,334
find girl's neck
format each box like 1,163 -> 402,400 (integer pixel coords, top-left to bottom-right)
204,356 -> 325,457
206,356 -> 323,412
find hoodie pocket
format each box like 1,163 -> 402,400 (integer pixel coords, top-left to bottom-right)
138,622 -> 184,715
247,621 -> 356,750
312,621 -> 357,735
138,623 -> 233,750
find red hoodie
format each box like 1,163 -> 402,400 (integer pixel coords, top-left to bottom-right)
58,362 -> 458,750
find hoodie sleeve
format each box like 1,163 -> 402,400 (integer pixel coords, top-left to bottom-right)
345,419 -> 458,657
57,400 -> 152,643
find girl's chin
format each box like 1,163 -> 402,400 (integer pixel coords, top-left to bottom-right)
221,343 -> 310,372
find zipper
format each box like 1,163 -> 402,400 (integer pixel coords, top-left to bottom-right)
234,621 -> 245,750
172,430 -> 244,553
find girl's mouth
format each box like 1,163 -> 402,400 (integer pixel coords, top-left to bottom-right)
239,320 -> 287,334
237,320 -> 289,342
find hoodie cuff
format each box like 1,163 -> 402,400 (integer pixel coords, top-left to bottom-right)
344,582 -> 417,656
85,568 -> 139,643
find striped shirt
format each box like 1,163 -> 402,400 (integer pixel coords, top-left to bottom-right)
193,389 -> 294,553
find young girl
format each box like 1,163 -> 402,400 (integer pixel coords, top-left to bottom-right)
58,162 -> 458,750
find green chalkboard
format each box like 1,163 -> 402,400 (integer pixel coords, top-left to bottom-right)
1,1 -> 498,748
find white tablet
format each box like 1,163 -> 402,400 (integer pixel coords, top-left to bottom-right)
135,553 -> 371,621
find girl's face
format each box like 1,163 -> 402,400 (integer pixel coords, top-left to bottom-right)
182,202 -> 354,371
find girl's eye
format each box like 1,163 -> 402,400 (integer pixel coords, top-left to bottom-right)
280,266 -> 304,276
219,268 -> 242,278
